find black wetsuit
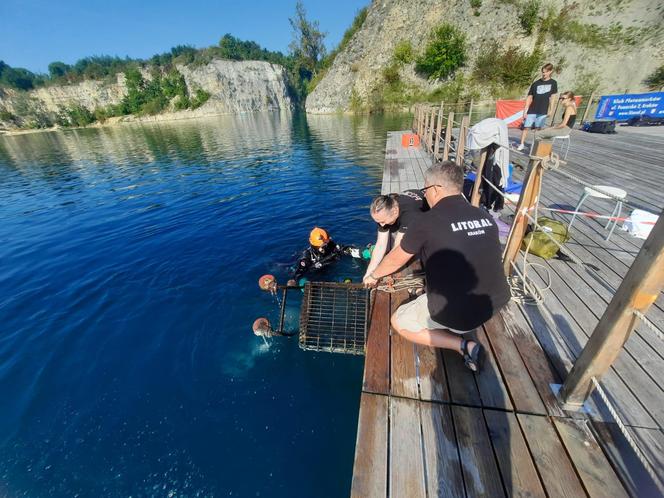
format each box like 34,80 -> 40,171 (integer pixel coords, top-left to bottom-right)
293,240 -> 356,280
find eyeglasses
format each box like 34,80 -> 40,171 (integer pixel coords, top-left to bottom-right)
421,184 -> 442,193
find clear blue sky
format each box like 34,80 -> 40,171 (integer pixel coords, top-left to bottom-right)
0,0 -> 369,73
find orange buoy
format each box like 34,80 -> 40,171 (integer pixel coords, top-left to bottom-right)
252,317 -> 272,337
258,274 -> 277,291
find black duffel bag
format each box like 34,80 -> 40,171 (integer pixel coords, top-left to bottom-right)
582,120 -> 617,134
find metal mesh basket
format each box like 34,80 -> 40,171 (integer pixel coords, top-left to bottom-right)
298,282 -> 370,355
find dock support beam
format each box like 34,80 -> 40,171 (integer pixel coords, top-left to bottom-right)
502,157 -> 544,275
559,212 -> 664,408
470,147 -> 487,207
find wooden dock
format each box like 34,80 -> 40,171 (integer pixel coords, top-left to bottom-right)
351,128 -> 664,497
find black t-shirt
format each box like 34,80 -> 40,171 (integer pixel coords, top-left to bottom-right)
377,189 -> 428,234
401,195 -> 511,330
527,78 -> 558,116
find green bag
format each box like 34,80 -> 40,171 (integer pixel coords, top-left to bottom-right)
521,217 -> 569,259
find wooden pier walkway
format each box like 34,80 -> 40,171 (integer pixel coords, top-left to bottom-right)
351,129 -> 664,497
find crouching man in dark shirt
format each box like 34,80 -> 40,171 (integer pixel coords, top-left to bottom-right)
364,161 -> 510,371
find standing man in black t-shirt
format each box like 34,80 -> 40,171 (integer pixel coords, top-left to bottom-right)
364,161 -> 510,372
362,189 -> 428,284
516,63 -> 558,152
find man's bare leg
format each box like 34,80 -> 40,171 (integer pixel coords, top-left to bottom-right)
390,313 -> 476,355
519,127 -> 529,147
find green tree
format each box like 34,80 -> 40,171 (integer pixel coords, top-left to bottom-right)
288,1 -> 327,80
48,61 -> 70,79
415,24 -> 467,80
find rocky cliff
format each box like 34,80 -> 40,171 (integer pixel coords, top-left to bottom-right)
0,60 -> 293,129
306,0 -> 664,113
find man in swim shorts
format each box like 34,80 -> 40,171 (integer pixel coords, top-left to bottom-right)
364,161 -> 510,371
516,63 -> 558,152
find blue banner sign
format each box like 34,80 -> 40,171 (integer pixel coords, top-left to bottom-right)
595,92 -> 664,121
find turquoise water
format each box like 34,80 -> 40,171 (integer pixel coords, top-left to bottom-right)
0,112 -> 410,497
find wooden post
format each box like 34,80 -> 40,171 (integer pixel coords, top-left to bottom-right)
502,158 -> 544,275
470,147 -> 488,206
455,116 -> 469,166
580,92 -> 595,126
411,104 -> 418,132
468,99 -> 474,125
443,111 -> 453,161
428,106 -> 437,153
433,102 -> 444,160
559,212 -> 664,408
421,107 -> 429,144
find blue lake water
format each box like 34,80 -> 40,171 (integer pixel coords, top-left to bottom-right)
0,112 -> 410,497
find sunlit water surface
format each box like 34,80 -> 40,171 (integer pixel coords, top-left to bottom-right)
0,112 -> 410,497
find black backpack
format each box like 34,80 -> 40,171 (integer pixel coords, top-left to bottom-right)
582,120 -> 616,134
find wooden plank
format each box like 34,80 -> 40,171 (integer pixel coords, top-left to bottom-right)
363,290 -> 391,395
499,306 -> 565,417
474,326 -> 513,410
591,421 -> 664,497
483,313 -> 547,415
420,402 -> 465,498
443,347 -> 482,407
553,417 -> 629,498
452,405 -> 506,497
517,414 -> 587,497
390,397 -> 426,498
390,290 -> 419,399
351,393 -> 388,498
484,410 -> 547,498
416,345 -> 448,402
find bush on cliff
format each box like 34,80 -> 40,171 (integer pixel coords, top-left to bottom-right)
643,65 -> 664,90
415,24 -> 467,80
472,43 -> 542,92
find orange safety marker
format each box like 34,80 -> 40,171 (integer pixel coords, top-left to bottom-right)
401,133 -> 420,147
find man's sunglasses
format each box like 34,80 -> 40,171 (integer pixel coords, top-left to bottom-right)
421,184 -> 443,193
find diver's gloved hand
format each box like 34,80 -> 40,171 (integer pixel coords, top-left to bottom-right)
348,248 -> 361,258
314,262 -> 322,269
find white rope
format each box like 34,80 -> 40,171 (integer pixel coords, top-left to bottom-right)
591,377 -> 664,490
633,310 -> 664,342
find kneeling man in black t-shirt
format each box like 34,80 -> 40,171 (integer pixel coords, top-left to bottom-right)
364,161 -> 510,371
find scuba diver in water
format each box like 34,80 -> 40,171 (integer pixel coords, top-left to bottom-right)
289,227 -> 362,283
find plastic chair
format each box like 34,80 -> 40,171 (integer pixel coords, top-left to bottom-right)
552,135 -> 571,160
568,185 -> 627,241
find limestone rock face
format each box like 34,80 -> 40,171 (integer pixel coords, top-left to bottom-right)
305,0 -> 664,113
0,60 -> 292,129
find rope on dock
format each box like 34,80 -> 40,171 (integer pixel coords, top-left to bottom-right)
633,310 -> 664,342
591,377 -> 664,491
376,273 -> 425,293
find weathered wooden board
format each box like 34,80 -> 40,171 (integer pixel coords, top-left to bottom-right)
416,345 -> 448,402
484,409 -> 547,498
483,312 -> 546,414
363,290 -> 390,395
517,414 -> 587,497
591,421 -> 664,497
419,402 -> 465,498
452,405 -> 506,497
390,397 -> 426,498
390,290 -> 418,399
553,417 -> 629,498
351,393 -> 388,498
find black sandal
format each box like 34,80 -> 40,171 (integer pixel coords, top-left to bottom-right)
461,339 -> 483,373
